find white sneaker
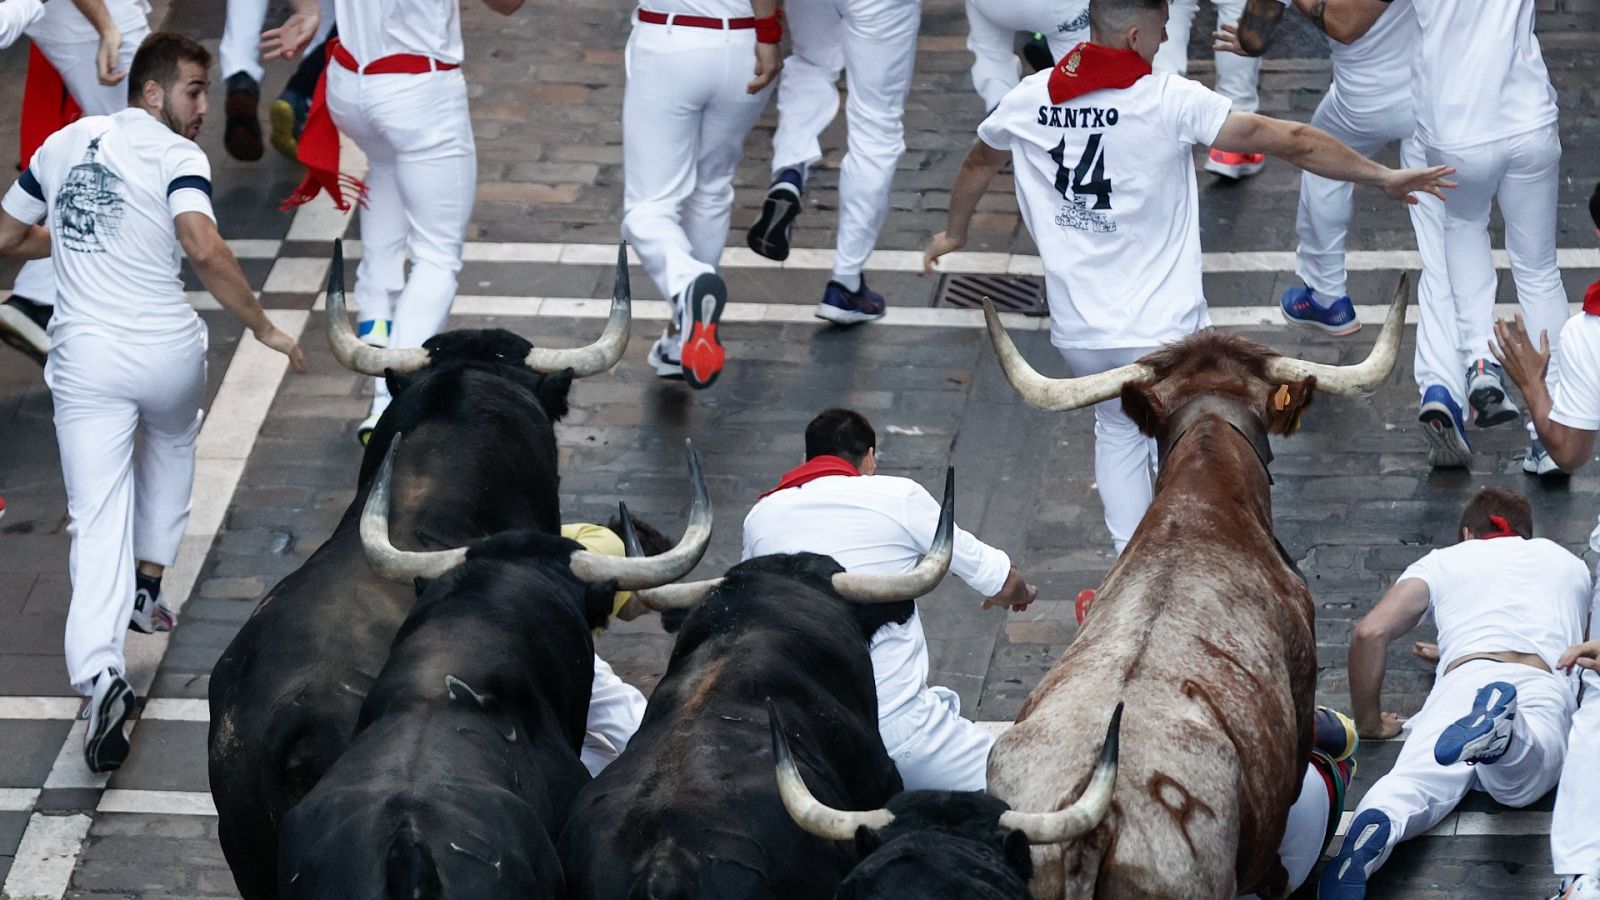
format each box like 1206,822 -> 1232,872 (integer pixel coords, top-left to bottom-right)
1554,875 -> 1600,900
128,583 -> 175,634
357,411 -> 382,446
84,668 -> 135,773
1524,440 -> 1565,476
647,331 -> 684,380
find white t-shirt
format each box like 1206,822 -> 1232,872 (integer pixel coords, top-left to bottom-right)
1398,537 -> 1591,683
1410,0 -> 1557,151
635,0 -> 761,19
0,0 -> 44,48
335,0 -> 465,68
25,0 -> 147,46
1547,311 -> 1600,550
1326,0 -> 1416,117
742,474 -> 1012,720
1,109 -> 214,344
977,69 -> 1230,350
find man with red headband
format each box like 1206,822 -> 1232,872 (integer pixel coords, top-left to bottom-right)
1320,488 -> 1590,899
742,408 -> 1036,791
923,0 -> 1454,554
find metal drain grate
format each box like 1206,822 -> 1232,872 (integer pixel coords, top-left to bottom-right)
932,274 -> 1048,317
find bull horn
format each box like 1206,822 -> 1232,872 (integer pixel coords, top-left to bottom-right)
326,239 -> 432,376
1265,273 -> 1408,396
569,439 -> 711,590
613,503 -> 723,619
997,702 -> 1123,844
768,698 -> 895,841
984,300 -> 1154,411
830,468 -> 955,604
359,435 -> 469,581
523,242 -> 632,376
617,501 -> 643,557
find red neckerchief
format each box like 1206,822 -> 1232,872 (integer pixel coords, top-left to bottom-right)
1047,42 -> 1153,104
19,46 -> 80,168
280,37 -> 369,212
1583,279 -> 1600,316
758,455 -> 860,499
1482,515 -> 1521,540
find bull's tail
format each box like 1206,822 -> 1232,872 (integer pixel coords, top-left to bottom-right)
385,822 -> 440,900
629,842 -> 697,900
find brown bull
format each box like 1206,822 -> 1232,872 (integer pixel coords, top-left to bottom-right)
984,277 -> 1409,900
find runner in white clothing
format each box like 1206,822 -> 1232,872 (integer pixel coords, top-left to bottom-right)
1321,488 -> 1590,900
924,0 -> 1453,553
623,0 -> 782,390
742,408 -> 1037,791
963,0 -> 1089,110
0,0 -> 45,46
1488,186 -> 1600,900
1157,0 -> 1266,179
0,33 -> 306,774
217,0 -> 333,161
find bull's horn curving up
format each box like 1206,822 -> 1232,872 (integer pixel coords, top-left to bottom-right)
984,300 -> 1154,411
830,468 -> 955,604
569,439 -> 712,590
613,501 -> 724,620
996,702 -> 1123,844
523,242 -> 632,376
1264,273 -> 1408,396
359,435 -> 469,581
327,239 -> 432,376
768,698 -> 895,841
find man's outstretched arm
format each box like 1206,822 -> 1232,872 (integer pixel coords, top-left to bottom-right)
1349,577 -> 1430,739
1212,111 -> 1455,204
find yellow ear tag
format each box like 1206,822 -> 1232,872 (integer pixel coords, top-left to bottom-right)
1273,384 -> 1292,411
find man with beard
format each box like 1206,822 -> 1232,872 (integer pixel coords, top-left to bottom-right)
0,32 -> 305,774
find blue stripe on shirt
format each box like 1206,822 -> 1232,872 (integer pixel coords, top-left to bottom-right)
167,175 -> 212,197
18,168 -> 42,201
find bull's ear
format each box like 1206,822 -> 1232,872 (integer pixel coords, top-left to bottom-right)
853,825 -> 881,855
1119,384 -> 1166,437
383,368 -> 412,400
1265,378 -> 1316,436
536,370 -> 575,422
1002,828 -> 1033,879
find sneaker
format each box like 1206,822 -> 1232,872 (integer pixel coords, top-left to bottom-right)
84,668 -> 135,773
1417,386 -> 1472,468
1435,681 -> 1517,766
1313,707 -> 1360,763
128,572 -> 175,634
1280,285 -> 1360,336
224,72 -> 264,162
268,88 -> 310,161
0,294 -> 52,364
747,169 -> 803,262
1318,809 -> 1391,899
356,318 -> 391,348
1465,359 -> 1519,428
1021,32 -> 1054,72
815,277 -> 887,326
1204,149 -> 1266,180
678,273 -> 727,390
647,330 -> 684,380
1524,439 -> 1566,476
357,411 -> 382,447
1552,875 -> 1600,900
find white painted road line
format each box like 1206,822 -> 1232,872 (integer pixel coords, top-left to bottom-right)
98,790 -> 217,818
2,814 -> 92,900
0,789 -> 41,812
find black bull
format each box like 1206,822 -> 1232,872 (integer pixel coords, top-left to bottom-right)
207,242 -> 630,900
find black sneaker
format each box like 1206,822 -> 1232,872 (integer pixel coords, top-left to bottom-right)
84,668 -> 135,773
746,170 -> 803,261
224,72 -> 264,162
1466,358 -> 1519,428
0,294 -> 52,364
1021,33 -> 1054,72
129,571 -> 175,634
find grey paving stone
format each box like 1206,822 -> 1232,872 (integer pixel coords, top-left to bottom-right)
0,810 -> 28,861
110,721 -> 212,795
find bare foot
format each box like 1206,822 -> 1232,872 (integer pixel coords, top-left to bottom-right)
1412,642 -> 1440,667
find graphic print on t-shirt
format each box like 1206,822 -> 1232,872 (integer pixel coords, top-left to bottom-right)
1057,8 -> 1089,35
1048,132 -> 1115,233
55,134 -> 125,253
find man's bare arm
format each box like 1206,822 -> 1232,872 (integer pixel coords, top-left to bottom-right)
1231,0 -> 1287,56
1312,0 -> 1393,44
260,0 -> 320,61
175,212 -> 307,372
1213,112 -> 1455,203
0,209 -> 51,260
1349,577 -> 1431,738
1491,316 -> 1597,471
69,0 -> 127,86
923,139 -> 1009,273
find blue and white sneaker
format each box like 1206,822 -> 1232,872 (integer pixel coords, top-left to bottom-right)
1466,359 -> 1519,428
1435,681 -> 1517,766
1280,285 -> 1360,336
816,277 -> 886,326
356,318 -> 391,348
1319,809 -> 1391,899
1524,439 -> 1565,477
84,668 -> 136,773
1418,385 -> 1472,468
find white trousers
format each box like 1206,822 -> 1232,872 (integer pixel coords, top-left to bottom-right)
1239,764 -> 1333,899
1057,345 -> 1161,554
880,684 -> 994,791
770,0 -> 921,281
963,0 -> 1084,110
13,22 -> 149,308
1350,660 -> 1572,875
1153,0 -> 1259,113
1420,125 -> 1567,418
45,328 -> 205,695
219,0 -> 334,82
1553,668 -> 1600,877
621,22 -> 774,303
326,68 -> 476,416
579,654 -> 647,776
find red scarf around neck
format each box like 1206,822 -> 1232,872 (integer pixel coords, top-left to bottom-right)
1583,280 -> 1600,316
1048,42 -> 1153,104
759,455 -> 860,499
1482,515 -> 1521,540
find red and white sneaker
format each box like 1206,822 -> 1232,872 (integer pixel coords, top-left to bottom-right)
1204,149 -> 1266,180
677,272 -> 727,390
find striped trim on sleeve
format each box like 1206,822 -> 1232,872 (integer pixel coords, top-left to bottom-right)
167,175 -> 212,197
18,168 -> 43,201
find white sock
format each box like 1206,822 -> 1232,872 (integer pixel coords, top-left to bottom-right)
1311,289 -> 1343,305
834,274 -> 862,293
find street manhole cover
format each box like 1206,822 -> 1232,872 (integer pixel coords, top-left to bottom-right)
932,274 -> 1048,317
